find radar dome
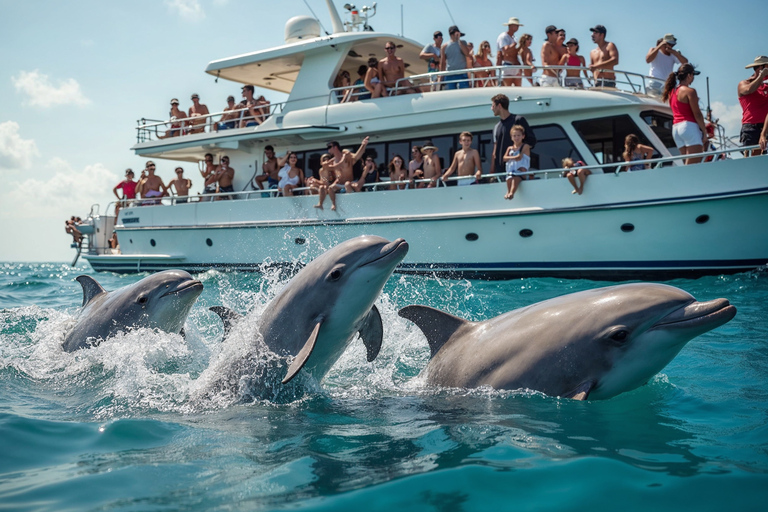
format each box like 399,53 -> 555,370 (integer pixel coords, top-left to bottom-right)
285,16 -> 321,43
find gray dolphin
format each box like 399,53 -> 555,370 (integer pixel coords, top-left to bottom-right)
63,270 -> 204,352
211,236 -> 408,384
399,283 -> 736,400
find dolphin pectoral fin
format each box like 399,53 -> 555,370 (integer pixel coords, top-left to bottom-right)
76,275 -> 107,307
209,306 -> 242,339
398,305 -> 469,357
359,305 -> 383,362
565,381 -> 594,401
282,320 -> 322,384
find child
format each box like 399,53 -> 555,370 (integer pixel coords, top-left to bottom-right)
562,157 -> 591,195
504,125 -> 531,200
441,131 -> 483,186
559,38 -> 589,88
314,154 -> 339,210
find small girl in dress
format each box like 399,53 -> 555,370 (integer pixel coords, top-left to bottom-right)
504,125 -> 531,200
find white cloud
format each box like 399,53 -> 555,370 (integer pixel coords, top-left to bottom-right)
710,101 -> 743,138
166,0 -> 205,21
12,70 -> 91,108
0,121 -> 39,171
0,159 -> 118,219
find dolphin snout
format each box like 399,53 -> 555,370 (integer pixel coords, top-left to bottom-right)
654,298 -> 736,331
160,279 -> 204,298
362,238 -> 409,267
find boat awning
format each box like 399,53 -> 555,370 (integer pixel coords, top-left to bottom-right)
204,32 -> 427,95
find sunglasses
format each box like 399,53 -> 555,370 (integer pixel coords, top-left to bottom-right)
385,46 -> 395,50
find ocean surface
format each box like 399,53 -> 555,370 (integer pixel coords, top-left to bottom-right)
1,262 -> 767,511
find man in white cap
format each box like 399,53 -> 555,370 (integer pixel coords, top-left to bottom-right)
738,55 -> 768,156
497,17 -> 523,86
645,34 -> 688,96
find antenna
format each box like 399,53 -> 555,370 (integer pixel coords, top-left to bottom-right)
441,0 -> 456,26
324,0 -> 346,33
705,76 -> 712,121
400,4 -> 403,37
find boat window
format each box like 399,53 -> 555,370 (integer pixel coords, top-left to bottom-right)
304,150 -> 325,179
572,115 -> 659,169
529,124 -> 583,170
640,110 -> 679,155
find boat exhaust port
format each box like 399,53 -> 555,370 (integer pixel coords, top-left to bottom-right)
519,229 -> 533,238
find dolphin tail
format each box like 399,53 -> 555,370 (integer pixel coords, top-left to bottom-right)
359,305 -> 383,362
282,319 -> 323,384
398,305 -> 470,357
209,306 -> 243,339
76,275 -> 107,307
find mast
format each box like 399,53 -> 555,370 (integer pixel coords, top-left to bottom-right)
324,0 -> 346,34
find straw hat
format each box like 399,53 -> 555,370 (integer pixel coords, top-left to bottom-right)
503,17 -> 523,26
745,55 -> 768,69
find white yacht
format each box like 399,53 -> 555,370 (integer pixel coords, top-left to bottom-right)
73,1 -> 768,279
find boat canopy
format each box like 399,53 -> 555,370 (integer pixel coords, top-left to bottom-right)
204,32 -> 427,95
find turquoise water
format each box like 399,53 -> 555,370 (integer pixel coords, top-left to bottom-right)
1,262 -> 767,511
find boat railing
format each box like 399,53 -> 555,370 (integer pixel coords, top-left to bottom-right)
111,145 -> 760,215
327,65 -> 662,100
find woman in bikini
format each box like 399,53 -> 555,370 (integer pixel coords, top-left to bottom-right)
473,41 -> 495,87
517,34 -> 536,86
559,38 -> 589,88
622,134 -> 655,171
364,57 -> 385,98
277,152 -> 304,196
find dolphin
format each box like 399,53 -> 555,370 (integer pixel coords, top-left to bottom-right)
211,235 -> 408,384
63,270 -> 204,352
399,283 -> 736,400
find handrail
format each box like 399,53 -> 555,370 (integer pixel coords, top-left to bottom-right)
111,145 -> 762,216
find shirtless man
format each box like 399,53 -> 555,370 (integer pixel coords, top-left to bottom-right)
165,99 -> 188,137
254,145 -> 280,190
165,167 -> 193,203
326,137 -> 370,191
239,85 -> 261,128
215,96 -> 238,132
539,25 -> 561,87
205,155 -> 235,200
188,93 -> 210,134
555,29 -> 568,61
589,25 -> 619,88
408,145 -> 425,187
199,153 -> 218,200
314,154 -> 338,210
497,17 -> 523,86
136,161 -> 166,205
378,42 -> 419,95
420,141 -> 441,188
441,131 -> 482,186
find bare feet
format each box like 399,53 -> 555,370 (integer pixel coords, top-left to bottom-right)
572,189 -> 577,194
314,203 -> 323,209
331,204 -> 336,211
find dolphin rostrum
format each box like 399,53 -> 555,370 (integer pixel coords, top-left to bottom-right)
399,283 -> 736,400
211,235 -> 409,384
63,270 -> 204,352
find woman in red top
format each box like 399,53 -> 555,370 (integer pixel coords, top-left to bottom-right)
662,63 -> 708,164
112,169 -> 137,216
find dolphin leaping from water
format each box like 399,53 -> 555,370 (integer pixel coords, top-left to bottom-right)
63,270 -> 204,352
211,235 -> 409,384
399,283 -> 736,400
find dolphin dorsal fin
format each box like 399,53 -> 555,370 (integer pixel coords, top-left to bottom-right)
398,305 -> 469,357
76,275 -> 107,307
359,305 -> 383,362
282,319 -> 323,384
209,306 -> 243,339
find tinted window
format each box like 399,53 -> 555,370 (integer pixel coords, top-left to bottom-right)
572,115 -> 658,169
641,110 -> 678,156
529,124 -> 583,170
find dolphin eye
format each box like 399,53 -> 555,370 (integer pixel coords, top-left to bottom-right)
610,330 -> 629,343
329,269 -> 343,281
138,296 -> 148,305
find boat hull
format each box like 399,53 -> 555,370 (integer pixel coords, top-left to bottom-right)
84,158 -> 768,279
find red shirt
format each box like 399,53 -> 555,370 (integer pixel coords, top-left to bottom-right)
670,86 -> 697,124
116,180 -> 137,199
740,82 -> 768,124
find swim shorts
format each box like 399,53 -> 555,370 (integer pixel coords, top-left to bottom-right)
672,121 -> 703,148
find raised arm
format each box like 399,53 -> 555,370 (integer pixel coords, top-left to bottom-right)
350,136 -> 370,162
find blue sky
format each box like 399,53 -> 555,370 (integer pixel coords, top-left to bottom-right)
1,0 -> 765,262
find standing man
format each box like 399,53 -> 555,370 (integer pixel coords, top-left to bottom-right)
589,25 -> 619,88
136,161 -> 166,205
200,153 -> 218,200
490,94 -> 536,178
646,34 -> 688,96
188,93 -> 210,133
239,85 -> 258,127
165,167 -> 193,203
440,25 -> 471,90
539,25 -> 561,87
205,156 -> 235,200
496,17 -> 523,87
420,31 -> 443,75
379,42 -> 419,94
738,56 -> 768,156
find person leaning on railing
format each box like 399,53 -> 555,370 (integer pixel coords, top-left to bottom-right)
188,93 -> 209,134
214,96 -> 239,132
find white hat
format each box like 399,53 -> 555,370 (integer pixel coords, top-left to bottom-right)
503,17 -> 523,26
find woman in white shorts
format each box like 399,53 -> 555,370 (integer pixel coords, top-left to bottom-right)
661,64 -> 709,164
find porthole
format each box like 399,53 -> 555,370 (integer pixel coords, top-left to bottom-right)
206,238 -> 213,247
695,215 -> 709,224
621,223 -> 634,233
295,237 -> 306,245
465,233 -> 479,241
150,239 -> 156,246
519,229 -> 533,238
